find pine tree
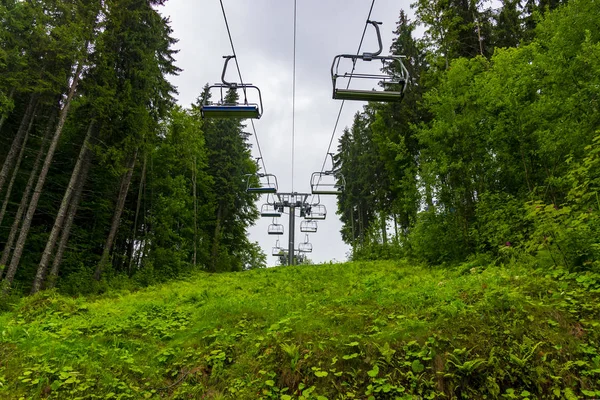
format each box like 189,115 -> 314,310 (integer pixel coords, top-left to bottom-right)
90,0 -> 178,280
195,89 -> 259,272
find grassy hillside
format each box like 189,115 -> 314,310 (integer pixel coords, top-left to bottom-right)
1,260 -> 600,399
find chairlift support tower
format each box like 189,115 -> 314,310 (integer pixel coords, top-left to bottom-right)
261,192 -> 319,266
269,192 -> 311,267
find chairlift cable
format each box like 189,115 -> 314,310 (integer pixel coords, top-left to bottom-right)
218,0 -> 245,96
320,0 -> 376,174
218,0 -> 268,175
249,120 -> 268,175
291,0 -> 298,192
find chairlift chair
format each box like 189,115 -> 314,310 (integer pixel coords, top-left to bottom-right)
261,203 -> 281,218
300,220 -> 318,233
268,218 -> 284,235
298,234 -> 313,253
201,55 -> 264,119
311,171 -> 345,195
246,173 -> 278,194
311,153 -> 345,195
331,21 -> 409,102
272,240 -> 284,256
305,204 -> 326,220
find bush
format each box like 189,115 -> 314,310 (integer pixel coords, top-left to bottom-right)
408,209 -> 466,264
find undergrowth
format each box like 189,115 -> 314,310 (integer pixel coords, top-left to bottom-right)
1,260 -> 600,399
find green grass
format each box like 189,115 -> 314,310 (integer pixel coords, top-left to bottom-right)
1,260 -> 600,399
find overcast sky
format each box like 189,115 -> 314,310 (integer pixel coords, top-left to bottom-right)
159,0 -> 414,265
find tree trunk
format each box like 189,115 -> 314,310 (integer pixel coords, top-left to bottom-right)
210,204 -> 223,272
0,110 -> 56,277
358,204 -> 364,247
31,120 -> 95,294
45,147 -> 93,290
350,206 -> 356,259
0,94 -> 38,196
94,151 -> 138,280
1,62 -> 83,295
475,12 -> 484,56
135,154 -> 151,269
0,88 -> 16,135
127,153 -> 146,275
381,212 -> 387,245
0,105 -> 36,227
192,156 -> 197,267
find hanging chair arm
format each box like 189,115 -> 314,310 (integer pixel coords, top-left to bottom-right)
221,55 -> 237,88
363,20 -> 383,59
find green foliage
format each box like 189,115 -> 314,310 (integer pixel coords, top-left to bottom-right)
338,0 -> 600,269
2,260 -> 600,398
523,135 -> 600,272
408,210 -> 465,264
193,90 -> 260,273
0,0 -> 265,295
472,193 -> 526,254
351,241 -> 405,262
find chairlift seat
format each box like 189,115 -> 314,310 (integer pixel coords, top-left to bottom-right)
200,105 -> 261,119
305,204 -> 326,220
261,204 -> 281,218
272,246 -> 284,256
311,170 -> 345,196
268,223 -> 284,235
330,21 -> 409,104
248,186 -> 277,194
299,242 -> 313,253
333,88 -> 404,102
312,187 -> 343,195
272,239 -> 284,256
300,220 -> 318,233
247,173 -> 278,194
202,56 -> 264,119
261,210 -> 281,218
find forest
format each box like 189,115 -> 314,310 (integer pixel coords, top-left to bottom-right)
1,0 -> 598,296
1,0 -> 600,398
337,0 -> 600,272
0,0 -> 267,299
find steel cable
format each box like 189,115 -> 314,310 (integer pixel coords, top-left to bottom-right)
218,0 -> 268,176
320,0 -> 376,173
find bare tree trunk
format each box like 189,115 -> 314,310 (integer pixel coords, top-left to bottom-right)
45,148 -> 93,290
0,111 -> 56,278
381,212 -> 387,245
127,153 -> 146,275
1,62 -> 84,295
135,154 -> 151,269
192,156 -> 197,267
95,151 -> 138,280
0,88 -> 16,135
350,206 -> 356,259
475,12 -> 484,56
358,204 -> 364,247
210,204 -> 223,272
0,95 -> 38,196
31,120 -> 95,294
0,106 -> 36,227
